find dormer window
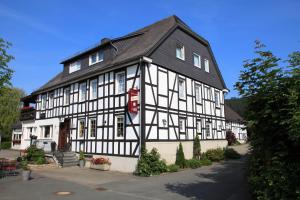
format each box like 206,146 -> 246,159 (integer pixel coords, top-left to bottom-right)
176,45 -> 185,60
69,61 -> 81,73
89,50 -> 104,66
204,58 -> 210,73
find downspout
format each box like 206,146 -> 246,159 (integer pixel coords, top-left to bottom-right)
138,56 -> 152,159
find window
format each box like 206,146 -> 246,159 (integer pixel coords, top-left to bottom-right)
90,79 -> 97,100
179,118 -> 186,133
215,91 -> 220,107
42,125 -> 52,138
89,118 -> 96,137
49,92 -> 54,108
205,122 -> 211,137
204,59 -> 210,72
89,50 -> 104,65
41,94 -> 47,110
193,53 -> 201,68
196,120 -> 202,134
79,82 -> 86,102
178,78 -> 185,99
115,115 -> 124,138
78,120 -> 85,138
176,45 -> 185,60
195,84 -> 201,103
116,72 -> 125,94
69,61 -> 81,73
64,87 -> 70,105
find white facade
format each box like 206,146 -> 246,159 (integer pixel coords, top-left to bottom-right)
226,121 -> 247,143
11,128 -> 22,150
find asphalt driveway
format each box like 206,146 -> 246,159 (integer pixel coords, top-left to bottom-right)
0,144 -> 251,200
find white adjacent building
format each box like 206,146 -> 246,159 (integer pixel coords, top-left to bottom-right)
19,15 -> 229,172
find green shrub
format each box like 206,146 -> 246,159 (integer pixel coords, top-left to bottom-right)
1,141 -> 11,149
175,142 -> 186,168
26,145 -> 46,165
79,150 -> 85,160
136,148 -> 167,176
167,164 -> 179,172
193,135 -> 201,159
204,148 -> 225,162
199,158 -> 212,166
224,148 -> 241,159
185,159 -> 202,169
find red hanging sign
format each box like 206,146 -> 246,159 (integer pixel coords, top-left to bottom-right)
128,88 -> 139,114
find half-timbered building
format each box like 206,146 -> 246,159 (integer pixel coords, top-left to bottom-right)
20,15 -> 229,172
225,104 -> 247,143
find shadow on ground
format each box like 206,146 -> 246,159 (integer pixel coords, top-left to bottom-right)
165,155 -> 252,200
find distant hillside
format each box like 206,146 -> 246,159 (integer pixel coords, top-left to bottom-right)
225,97 -> 248,118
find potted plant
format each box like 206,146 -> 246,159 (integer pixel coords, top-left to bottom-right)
21,160 -> 31,181
79,150 -> 85,168
90,157 -> 111,171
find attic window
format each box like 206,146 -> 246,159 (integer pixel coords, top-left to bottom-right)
176,45 -> 185,60
204,58 -> 210,73
69,61 -> 81,73
89,50 -> 104,66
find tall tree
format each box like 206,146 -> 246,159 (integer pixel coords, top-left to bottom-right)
0,87 -> 25,140
235,41 -> 300,199
0,38 -> 14,92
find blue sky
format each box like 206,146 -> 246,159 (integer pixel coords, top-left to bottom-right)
1,0 -> 299,98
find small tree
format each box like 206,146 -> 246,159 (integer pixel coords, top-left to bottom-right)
193,135 -> 201,159
175,142 -> 185,168
226,130 -> 237,146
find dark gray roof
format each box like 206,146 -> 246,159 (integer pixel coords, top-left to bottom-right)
12,121 -> 22,129
33,15 -> 226,94
225,104 -> 244,123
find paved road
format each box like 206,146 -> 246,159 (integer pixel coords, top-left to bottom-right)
0,144 -> 251,200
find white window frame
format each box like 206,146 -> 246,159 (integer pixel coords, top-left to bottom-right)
79,82 -> 87,102
69,61 -> 81,73
196,120 -> 202,134
116,72 -> 125,94
89,118 -> 96,138
90,79 -> 97,100
89,50 -> 104,66
205,122 -> 211,137
193,53 -> 201,68
179,118 -> 186,133
49,92 -> 54,108
78,119 -> 85,138
41,94 -> 47,110
115,115 -> 125,138
204,58 -> 210,73
64,87 -> 70,105
41,125 -> 52,138
215,91 -> 220,107
195,84 -> 202,103
176,45 -> 185,60
178,78 -> 186,99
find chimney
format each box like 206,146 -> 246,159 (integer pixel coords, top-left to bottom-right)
101,38 -> 110,44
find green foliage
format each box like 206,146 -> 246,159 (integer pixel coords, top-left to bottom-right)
193,135 -> 201,159
0,141 -> 11,149
167,164 -> 179,172
26,145 -> 46,165
20,160 -> 29,170
136,148 -> 167,176
0,87 -> 25,140
0,38 -> 14,91
224,148 -> 241,159
185,159 -> 202,169
235,41 -> 300,199
79,150 -> 85,160
204,148 -> 225,162
199,158 -> 212,166
175,142 -> 186,168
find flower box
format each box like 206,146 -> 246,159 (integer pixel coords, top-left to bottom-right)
90,157 -> 111,171
90,163 -> 110,171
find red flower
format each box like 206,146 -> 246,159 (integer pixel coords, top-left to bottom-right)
91,157 -> 111,165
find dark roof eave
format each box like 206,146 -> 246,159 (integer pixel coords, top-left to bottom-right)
33,56 -> 142,95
